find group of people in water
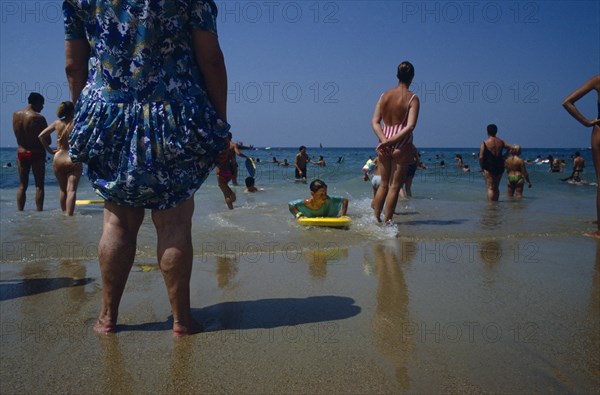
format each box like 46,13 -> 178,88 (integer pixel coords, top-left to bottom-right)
12,94 -> 82,216
37,0 -> 600,337
282,69 -> 600,235
10,13 -> 599,340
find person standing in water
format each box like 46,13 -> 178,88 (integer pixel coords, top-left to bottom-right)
38,101 -> 83,215
505,145 -> 532,198
64,0 -> 230,336
371,61 -> 420,224
478,124 -> 512,202
563,75 -> 600,237
13,92 -> 48,211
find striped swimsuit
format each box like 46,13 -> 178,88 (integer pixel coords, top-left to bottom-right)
382,94 -> 416,149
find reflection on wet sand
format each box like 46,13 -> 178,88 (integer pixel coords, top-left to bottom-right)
167,338 -> 196,393
371,241 -> 413,390
99,336 -> 133,393
593,242 -> 600,320
303,248 -> 349,279
216,255 -> 238,288
479,240 -> 503,269
479,203 -> 502,230
586,242 -> 600,385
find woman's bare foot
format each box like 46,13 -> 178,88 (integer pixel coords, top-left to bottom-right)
93,317 -> 116,335
173,319 -> 203,338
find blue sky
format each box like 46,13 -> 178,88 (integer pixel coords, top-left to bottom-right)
1,1 -> 598,148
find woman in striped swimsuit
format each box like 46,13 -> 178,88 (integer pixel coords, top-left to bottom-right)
371,61 -> 420,224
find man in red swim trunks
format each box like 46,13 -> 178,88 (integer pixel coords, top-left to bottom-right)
13,92 -> 48,211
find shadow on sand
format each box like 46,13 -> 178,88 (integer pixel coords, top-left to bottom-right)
0,277 -> 94,301
118,295 -> 361,333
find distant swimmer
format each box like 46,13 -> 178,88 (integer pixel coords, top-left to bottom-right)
562,151 -> 585,182
216,133 -> 243,209
362,157 -> 380,208
294,146 -> 309,180
312,155 -> 326,167
505,145 -> 532,198
549,156 -> 563,172
455,154 -> 463,168
243,176 -> 260,193
362,157 -> 376,181
399,146 -> 419,199
337,156 -> 344,163
288,179 -> 348,218
280,159 -> 290,167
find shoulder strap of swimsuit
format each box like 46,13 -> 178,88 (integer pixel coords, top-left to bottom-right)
401,94 -> 417,125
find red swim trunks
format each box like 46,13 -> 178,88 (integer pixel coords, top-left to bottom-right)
218,170 -> 233,183
17,150 -> 45,165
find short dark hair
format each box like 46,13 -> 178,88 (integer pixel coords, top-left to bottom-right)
299,146 -> 306,151
396,61 -> 415,84
486,124 -> 498,136
309,179 -> 327,192
28,92 -> 44,105
245,177 -> 255,188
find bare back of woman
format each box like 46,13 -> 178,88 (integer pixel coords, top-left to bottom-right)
371,61 -> 420,223
38,101 -> 82,215
54,120 -> 83,215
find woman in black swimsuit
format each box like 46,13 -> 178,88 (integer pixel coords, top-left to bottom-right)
563,75 -> 600,237
478,124 -> 512,201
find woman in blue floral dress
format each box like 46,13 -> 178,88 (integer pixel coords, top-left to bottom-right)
63,0 -> 230,336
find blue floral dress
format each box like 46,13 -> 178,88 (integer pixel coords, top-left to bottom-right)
63,0 -> 229,209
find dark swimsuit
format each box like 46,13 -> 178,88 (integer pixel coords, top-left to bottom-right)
481,143 -> 505,176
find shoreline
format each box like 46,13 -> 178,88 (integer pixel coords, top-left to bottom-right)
1,237 -> 598,393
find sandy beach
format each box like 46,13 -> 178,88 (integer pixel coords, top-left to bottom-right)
1,233 -> 599,393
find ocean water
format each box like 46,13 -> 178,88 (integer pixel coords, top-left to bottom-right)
0,146 -> 596,263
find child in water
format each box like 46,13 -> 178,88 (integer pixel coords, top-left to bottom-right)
288,179 -> 348,218
244,176 -> 260,193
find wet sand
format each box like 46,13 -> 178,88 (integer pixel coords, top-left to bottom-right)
1,236 -> 599,393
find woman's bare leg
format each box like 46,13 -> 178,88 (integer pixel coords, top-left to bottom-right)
373,153 -> 391,222
152,198 -> 202,337
95,202 -> 145,334
55,170 -> 68,213
586,127 -> 600,237
65,164 -> 83,216
383,151 -> 409,223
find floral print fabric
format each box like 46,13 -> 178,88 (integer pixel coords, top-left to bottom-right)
63,0 -> 229,209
